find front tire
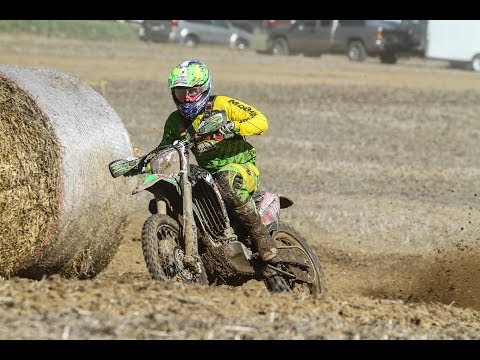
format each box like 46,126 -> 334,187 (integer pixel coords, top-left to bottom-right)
141,214 -> 208,285
265,222 -> 327,297
347,40 -> 366,62
183,35 -> 198,48
471,54 -> 480,72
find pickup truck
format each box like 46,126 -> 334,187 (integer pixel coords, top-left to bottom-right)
251,20 -> 419,64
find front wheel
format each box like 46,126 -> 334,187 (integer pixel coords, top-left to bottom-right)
141,213 -> 208,285
265,222 -> 327,298
183,35 -> 198,48
471,54 -> 480,72
347,40 -> 366,62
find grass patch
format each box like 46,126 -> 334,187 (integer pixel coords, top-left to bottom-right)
0,20 -> 139,41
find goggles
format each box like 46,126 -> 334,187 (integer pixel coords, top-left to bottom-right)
173,82 -> 209,103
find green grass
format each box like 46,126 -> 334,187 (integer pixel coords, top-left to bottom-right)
0,20 -> 139,41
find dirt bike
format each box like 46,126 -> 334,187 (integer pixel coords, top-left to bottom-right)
109,113 -> 327,297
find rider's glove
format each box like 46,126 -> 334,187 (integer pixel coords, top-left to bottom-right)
218,121 -> 236,139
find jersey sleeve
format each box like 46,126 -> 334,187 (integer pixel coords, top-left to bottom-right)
214,95 -> 268,136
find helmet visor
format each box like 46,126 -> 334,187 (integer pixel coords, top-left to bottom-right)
174,82 -> 209,103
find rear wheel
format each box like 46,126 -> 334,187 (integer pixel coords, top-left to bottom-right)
235,39 -> 249,50
380,51 -> 398,64
183,35 -> 199,47
264,222 -> 327,297
141,214 -> 208,285
271,38 -> 290,56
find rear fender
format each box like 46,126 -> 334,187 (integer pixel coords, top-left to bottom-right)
279,195 -> 294,209
258,194 -> 293,233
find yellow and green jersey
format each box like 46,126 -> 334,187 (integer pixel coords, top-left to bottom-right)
158,95 -> 268,174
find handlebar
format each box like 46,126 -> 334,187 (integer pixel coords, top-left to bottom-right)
124,113 -> 231,177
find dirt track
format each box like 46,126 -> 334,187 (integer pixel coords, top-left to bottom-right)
1,34 -> 480,340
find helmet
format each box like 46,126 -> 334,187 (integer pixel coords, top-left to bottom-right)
168,60 -> 211,120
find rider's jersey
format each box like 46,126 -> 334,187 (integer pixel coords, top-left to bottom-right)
157,95 -> 268,173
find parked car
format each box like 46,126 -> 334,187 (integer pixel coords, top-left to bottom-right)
230,20 -> 295,33
169,20 -> 251,49
252,20 -> 420,64
138,20 -> 172,42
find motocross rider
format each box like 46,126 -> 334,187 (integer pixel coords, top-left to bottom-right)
136,59 -> 278,263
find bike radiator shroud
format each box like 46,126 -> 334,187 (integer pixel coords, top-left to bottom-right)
189,166 -> 282,241
190,165 -> 232,242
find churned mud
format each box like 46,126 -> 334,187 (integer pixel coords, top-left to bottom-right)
0,34 -> 479,340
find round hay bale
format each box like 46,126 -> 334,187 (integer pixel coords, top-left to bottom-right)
0,65 -> 136,279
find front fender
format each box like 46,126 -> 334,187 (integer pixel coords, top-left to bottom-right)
132,173 -> 180,195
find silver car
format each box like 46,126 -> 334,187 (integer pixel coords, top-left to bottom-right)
169,20 -> 251,49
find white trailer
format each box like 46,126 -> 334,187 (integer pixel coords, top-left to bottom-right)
426,20 -> 480,72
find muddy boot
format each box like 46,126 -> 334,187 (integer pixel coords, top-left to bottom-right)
234,197 -> 278,262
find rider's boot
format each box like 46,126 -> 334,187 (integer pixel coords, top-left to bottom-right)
234,197 -> 278,262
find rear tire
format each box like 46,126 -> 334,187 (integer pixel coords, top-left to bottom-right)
183,35 -> 198,48
141,214 -> 208,285
380,52 -> 398,64
235,39 -> 249,50
264,222 -> 327,297
271,38 -> 290,56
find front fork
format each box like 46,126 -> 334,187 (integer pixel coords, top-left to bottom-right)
154,145 -> 203,275
179,159 -> 203,275
154,180 -> 202,275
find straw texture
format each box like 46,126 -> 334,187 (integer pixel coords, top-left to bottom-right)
0,66 -> 135,279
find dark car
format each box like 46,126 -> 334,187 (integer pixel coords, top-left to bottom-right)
252,20 -> 420,64
138,20 -> 172,42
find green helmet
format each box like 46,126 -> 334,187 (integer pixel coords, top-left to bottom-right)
168,60 -> 212,119
168,60 -> 210,89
